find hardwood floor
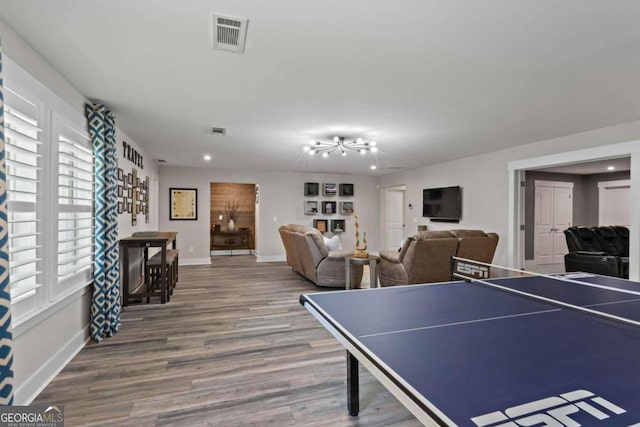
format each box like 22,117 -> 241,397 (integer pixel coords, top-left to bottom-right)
34,256 -> 420,426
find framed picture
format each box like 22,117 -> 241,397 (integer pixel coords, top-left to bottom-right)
117,202 -> 123,214
127,173 -> 132,185
117,168 -> 124,182
323,183 -> 337,197
304,182 -> 319,197
170,188 -> 198,220
117,185 -> 124,197
339,183 -> 354,197
313,219 -> 329,233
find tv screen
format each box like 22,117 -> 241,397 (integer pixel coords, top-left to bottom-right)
423,186 -> 462,221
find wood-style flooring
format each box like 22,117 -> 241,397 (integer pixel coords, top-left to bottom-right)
34,256 -> 420,426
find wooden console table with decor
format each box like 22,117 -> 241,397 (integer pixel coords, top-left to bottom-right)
119,231 -> 177,306
210,229 -> 251,255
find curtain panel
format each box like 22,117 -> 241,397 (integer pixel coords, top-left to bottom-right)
86,104 -> 120,343
0,41 -> 15,405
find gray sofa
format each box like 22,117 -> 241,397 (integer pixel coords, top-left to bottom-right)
378,229 -> 499,287
278,224 -> 363,288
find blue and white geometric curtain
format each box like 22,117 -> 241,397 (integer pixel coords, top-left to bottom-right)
86,104 -> 120,343
0,40 -> 15,404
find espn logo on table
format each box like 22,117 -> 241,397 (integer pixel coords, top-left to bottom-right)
471,390 -> 636,427
453,261 -> 489,279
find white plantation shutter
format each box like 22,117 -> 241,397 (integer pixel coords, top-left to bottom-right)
4,87 -> 43,307
55,117 -> 94,291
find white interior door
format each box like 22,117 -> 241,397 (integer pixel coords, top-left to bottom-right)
534,181 -> 573,265
385,187 -> 405,251
598,180 -> 630,226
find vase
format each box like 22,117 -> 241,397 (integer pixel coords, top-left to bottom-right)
228,219 -> 236,232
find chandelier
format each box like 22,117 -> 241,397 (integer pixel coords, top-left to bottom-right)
303,136 -> 378,158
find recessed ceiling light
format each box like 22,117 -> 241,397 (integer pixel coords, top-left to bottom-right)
204,154 -> 212,161
370,165 -> 377,170
607,166 -> 615,171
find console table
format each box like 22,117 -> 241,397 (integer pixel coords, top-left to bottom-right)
119,231 -> 177,305
210,230 -> 251,255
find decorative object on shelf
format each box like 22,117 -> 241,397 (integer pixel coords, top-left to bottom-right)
331,219 -> 345,233
340,201 -> 354,214
304,200 -> 319,215
353,214 -> 368,258
303,136 -> 378,158
225,200 -> 241,231
323,183 -> 337,197
169,188 -> 198,220
314,219 -> 329,233
304,182 -> 319,196
322,201 -> 337,214
339,183 -> 354,197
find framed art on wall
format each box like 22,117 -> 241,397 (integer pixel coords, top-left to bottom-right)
170,188 -> 198,220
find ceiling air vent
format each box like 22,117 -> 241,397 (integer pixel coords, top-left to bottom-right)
211,127 -> 227,135
212,14 -> 248,53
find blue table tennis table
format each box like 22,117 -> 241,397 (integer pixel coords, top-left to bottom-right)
300,264 -> 640,426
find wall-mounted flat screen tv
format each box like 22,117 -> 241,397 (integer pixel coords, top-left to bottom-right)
423,186 -> 462,221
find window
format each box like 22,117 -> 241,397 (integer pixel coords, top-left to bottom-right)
55,117 -> 94,294
3,68 -> 94,325
4,87 -> 44,311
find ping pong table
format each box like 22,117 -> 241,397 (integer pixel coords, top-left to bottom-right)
300,259 -> 640,426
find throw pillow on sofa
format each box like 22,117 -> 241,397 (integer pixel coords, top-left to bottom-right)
323,235 -> 342,252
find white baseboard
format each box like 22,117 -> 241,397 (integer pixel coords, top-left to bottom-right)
210,249 -> 252,256
179,257 -> 212,266
15,327 -> 89,405
256,255 -> 286,263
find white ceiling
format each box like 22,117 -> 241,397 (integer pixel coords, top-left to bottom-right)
1,1 -> 640,175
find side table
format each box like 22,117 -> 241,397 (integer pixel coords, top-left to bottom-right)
345,255 -> 381,290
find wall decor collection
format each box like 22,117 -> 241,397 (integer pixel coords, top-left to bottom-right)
117,167 -> 150,225
304,182 -> 353,234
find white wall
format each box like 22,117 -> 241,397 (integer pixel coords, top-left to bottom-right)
0,18 -> 160,403
379,119 -> 640,275
159,167 -> 380,263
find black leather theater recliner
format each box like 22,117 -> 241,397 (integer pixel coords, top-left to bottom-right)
563,226 -> 629,279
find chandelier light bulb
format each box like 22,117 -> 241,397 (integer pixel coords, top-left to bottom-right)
356,137 -> 363,143
341,151 -> 347,156
370,165 -> 377,170
322,152 -> 329,158
203,154 -> 212,161
309,149 -> 316,155
333,136 -> 340,143
360,149 -> 366,154
370,141 -> 377,146
303,146 -> 310,152
370,146 -> 378,153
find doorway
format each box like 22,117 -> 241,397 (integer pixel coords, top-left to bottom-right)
508,141 -> 640,280
598,179 -> 630,226
385,185 -> 405,251
210,182 -> 257,256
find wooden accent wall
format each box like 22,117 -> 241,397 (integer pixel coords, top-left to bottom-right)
210,183 -> 256,249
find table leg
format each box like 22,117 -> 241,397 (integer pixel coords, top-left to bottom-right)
369,258 -> 377,289
160,246 -> 167,304
123,245 -> 129,307
345,258 -> 351,290
347,351 -> 359,416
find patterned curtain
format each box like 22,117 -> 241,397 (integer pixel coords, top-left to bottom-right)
0,40 -> 14,404
86,104 -> 120,343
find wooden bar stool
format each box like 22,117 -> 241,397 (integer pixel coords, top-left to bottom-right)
145,249 -> 179,303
